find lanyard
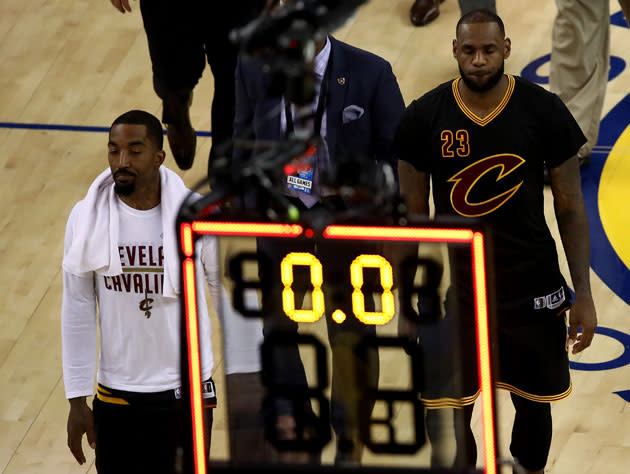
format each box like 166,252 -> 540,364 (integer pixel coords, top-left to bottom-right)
285,50 -> 333,138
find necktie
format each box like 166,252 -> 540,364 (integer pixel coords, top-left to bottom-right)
284,58 -> 330,208
298,139 -> 329,208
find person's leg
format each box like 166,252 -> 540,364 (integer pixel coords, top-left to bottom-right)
139,400 -> 198,474
458,0 -> 496,15
320,240 -> 380,464
424,364 -> 477,470
327,318 -> 378,464
204,0 -> 266,178
92,398 -> 138,473
257,236 -> 319,462
426,403 -> 476,468
205,44 -> 237,169
510,393 -> 552,474
419,286 -> 479,469
258,237 -> 312,389
205,406 -> 214,458
550,0 -> 610,163
225,372 -> 271,463
497,309 -> 570,473
139,0 -> 206,170
425,408 -> 456,467
453,403 -> 476,467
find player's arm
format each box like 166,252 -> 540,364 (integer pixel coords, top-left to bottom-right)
62,271 -> 98,464
398,160 -> 430,216
61,209 -> 98,465
109,0 -> 132,13
396,160 -> 431,341
549,157 -> 597,353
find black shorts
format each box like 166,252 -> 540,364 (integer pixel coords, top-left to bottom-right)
139,0 -> 265,90
93,380 -> 216,473
420,310 -> 571,408
495,312 -> 571,401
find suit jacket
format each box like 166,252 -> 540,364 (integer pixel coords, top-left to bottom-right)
233,36 -> 405,182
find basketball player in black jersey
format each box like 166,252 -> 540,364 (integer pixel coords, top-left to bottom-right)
394,10 -> 597,474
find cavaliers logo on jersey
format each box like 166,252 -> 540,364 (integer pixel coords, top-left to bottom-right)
448,154 -> 525,217
139,297 -> 154,318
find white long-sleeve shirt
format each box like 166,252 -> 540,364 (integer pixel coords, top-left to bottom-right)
62,199 -> 221,398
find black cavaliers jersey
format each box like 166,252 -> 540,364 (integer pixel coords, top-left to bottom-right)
394,75 -> 586,315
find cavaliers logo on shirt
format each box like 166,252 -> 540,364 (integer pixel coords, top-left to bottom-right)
448,153 -> 525,217
139,295 -> 154,318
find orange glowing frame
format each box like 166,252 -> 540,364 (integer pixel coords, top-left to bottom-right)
180,221 -> 497,474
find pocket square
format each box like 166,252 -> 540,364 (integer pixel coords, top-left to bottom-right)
342,105 -> 365,124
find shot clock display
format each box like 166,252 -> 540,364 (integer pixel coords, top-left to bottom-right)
280,251 -> 395,325
178,218 -> 498,474
231,248 -> 398,325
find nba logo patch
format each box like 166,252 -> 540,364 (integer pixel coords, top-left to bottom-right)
174,387 -> 182,399
534,297 -> 546,310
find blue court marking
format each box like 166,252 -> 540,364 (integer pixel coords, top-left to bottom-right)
520,54 -> 626,85
581,95 -> 630,305
0,121 -> 212,137
520,54 -> 551,84
611,10 -> 629,28
521,10 -> 628,84
614,390 -> 630,402
569,326 -> 630,371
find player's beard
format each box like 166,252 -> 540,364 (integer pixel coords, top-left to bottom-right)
459,62 -> 505,92
114,182 -> 135,195
113,170 -> 136,196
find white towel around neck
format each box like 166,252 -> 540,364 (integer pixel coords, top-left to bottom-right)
62,166 -> 190,298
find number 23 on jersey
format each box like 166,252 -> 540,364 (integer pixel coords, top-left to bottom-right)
441,129 -> 470,158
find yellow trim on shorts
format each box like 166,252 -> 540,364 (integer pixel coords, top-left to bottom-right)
96,386 -> 130,405
452,75 -> 515,127
495,381 -> 572,402
421,390 -> 481,409
420,378 -> 572,408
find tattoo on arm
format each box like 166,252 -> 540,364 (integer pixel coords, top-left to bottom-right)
550,157 -> 591,294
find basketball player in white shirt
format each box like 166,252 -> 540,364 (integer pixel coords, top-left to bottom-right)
61,110 -> 262,472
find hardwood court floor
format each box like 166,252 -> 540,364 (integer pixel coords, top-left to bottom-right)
1,0 -> 629,472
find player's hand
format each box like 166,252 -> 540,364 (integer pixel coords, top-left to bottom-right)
67,397 -> 95,465
568,292 -> 597,354
110,0 -> 132,13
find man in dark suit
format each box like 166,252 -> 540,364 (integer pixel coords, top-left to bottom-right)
232,31 -> 405,464
233,36 -> 404,182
